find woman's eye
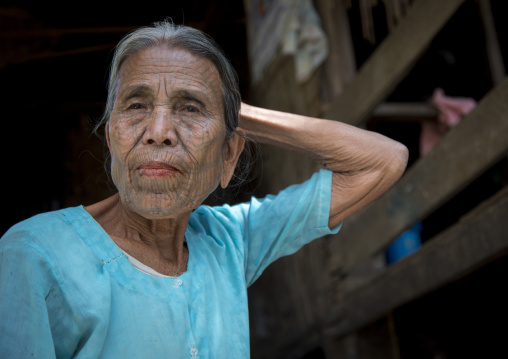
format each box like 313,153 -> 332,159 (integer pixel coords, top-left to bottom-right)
128,103 -> 145,110
184,105 -> 198,113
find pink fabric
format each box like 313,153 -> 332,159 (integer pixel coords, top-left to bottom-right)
420,88 -> 476,156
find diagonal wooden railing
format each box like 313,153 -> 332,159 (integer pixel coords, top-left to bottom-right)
276,78 -> 508,359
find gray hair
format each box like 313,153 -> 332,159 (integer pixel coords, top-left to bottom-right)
94,19 -> 241,139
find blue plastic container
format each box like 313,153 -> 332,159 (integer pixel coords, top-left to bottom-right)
385,223 -> 423,265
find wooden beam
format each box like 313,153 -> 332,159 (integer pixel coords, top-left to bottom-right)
328,78 -> 508,272
323,0 -> 466,126
314,0 -> 356,102
321,314 -> 400,359
478,0 -> 506,86
0,26 -> 137,39
372,102 -> 437,119
323,185 -> 508,339
280,185 -> 508,356
1,43 -> 117,67
0,23 -> 205,39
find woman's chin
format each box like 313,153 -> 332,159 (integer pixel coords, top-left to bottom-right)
121,193 -> 198,219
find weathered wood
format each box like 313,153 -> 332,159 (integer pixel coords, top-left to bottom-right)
323,185 -> 508,339
323,0 -> 466,126
322,314 -> 400,359
372,102 -> 437,119
251,51 -> 322,195
359,0 -> 376,44
280,185 -> 508,356
328,78 -> 508,271
3,43 -> 117,66
248,238 -> 332,359
478,0 -> 506,86
314,0 -> 356,102
0,26 -> 138,38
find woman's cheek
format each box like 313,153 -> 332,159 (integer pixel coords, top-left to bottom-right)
109,155 -> 123,191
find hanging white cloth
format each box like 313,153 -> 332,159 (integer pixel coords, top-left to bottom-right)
245,0 -> 329,84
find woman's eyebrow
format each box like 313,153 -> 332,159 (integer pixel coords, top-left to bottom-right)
173,90 -> 208,107
118,85 -> 152,101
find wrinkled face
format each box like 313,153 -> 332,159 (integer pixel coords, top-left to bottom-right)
107,45 -> 233,218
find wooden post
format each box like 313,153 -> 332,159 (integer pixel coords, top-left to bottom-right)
478,0 -> 506,86
314,0 -> 357,104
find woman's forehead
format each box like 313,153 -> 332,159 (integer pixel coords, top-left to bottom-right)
117,45 -> 223,99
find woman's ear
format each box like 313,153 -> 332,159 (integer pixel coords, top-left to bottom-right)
220,129 -> 246,189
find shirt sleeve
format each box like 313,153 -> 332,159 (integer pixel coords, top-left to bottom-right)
0,241 -> 57,359
223,169 -> 341,286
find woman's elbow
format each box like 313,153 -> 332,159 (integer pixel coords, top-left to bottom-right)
386,141 -> 409,184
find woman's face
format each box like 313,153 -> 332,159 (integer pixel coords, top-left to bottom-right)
107,45 -> 239,218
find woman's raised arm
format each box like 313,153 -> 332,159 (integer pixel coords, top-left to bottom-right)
239,103 -> 409,228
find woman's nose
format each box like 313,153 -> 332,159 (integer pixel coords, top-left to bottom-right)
142,107 -> 178,146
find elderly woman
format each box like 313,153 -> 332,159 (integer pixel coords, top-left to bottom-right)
0,21 -> 407,358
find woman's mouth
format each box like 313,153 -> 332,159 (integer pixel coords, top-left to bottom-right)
138,161 -> 181,178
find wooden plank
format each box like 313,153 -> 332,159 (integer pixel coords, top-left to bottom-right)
322,314 -> 400,359
372,102 -> 437,119
328,78 -> 508,271
1,43 -> 117,67
248,238 -> 332,359
323,0 -> 466,126
314,0 -> 356,102
280,185 -> 508,356
251,51 -> 322,195
0,26 -> 137,39
478,0 -> 506,86
323,185 -> 508,339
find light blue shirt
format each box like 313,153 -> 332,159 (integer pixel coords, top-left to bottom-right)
0,169 -> 341,358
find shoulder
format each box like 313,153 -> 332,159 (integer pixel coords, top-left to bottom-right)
189,169 -> 333,230
1,206 -> 96,262
3,206 -> 81,241
192,202 -> 247,223
189,203 -> 246,239
3,209 -> 68,245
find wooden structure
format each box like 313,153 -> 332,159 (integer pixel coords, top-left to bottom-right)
248,0 -> 508,358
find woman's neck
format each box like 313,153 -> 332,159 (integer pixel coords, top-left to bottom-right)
85,193 -> 190,276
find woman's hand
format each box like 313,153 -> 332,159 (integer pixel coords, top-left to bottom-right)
239,103 -> 408,227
